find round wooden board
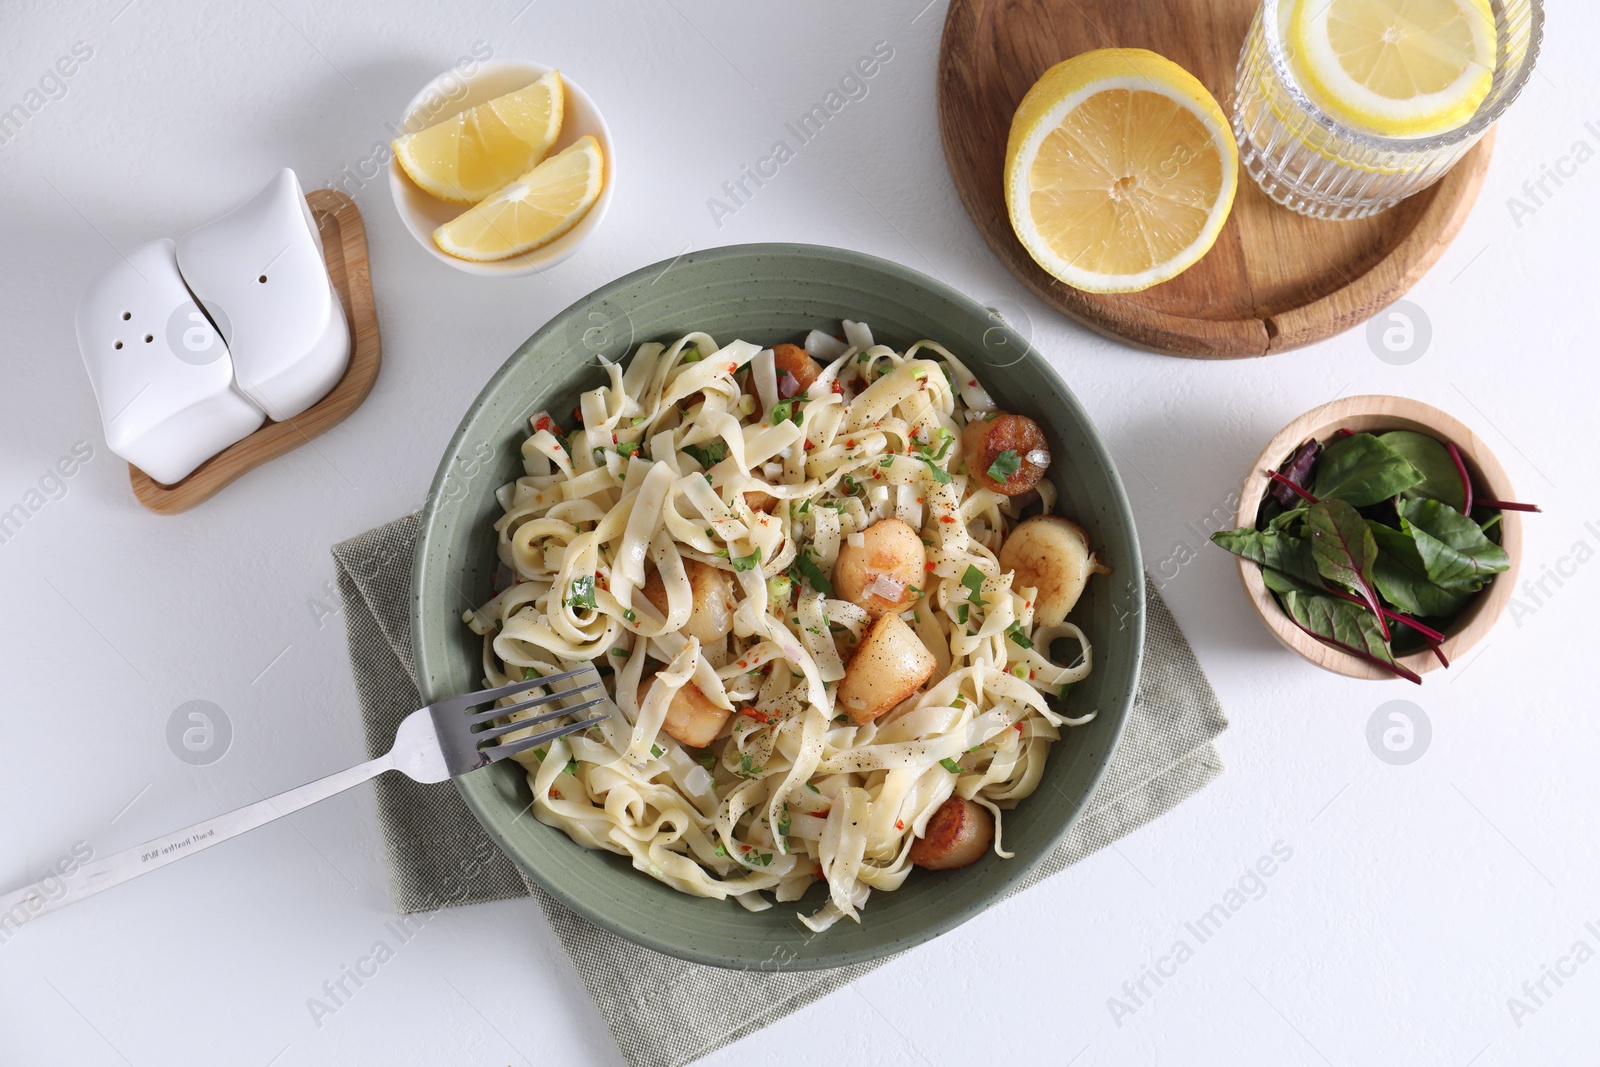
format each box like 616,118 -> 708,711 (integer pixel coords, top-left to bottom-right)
937,0 -> 1495,358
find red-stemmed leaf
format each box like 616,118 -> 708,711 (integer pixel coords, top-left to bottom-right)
1307,499 -> 1391,641
1271,440 -> 1321,507
1281,591 -> 1421,684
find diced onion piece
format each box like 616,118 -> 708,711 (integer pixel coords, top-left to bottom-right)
866,573 -> 906,601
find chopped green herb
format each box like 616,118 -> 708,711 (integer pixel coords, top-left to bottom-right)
1005,621 -> 1033,649
684,441 -> 728,470
730,547 -> 763,572
622,608 -> 637,623
915,429 -> 955,463
1058,683 -> 1072,700
566,575 -> 597,610
611,647 -> 628,657
983,411 -> 1000,422
960,565 -> 987,606
987,450 -> 1022,481
776,806 -> 792,837
956,602 -> 970,624
564,758 -> 578,775
651,744 -> 664,759
939,757 -> 964,774
804,781 -> 821,793
791,550 -> 834,595
714,844 -> 728,857
769,398 -> 804,425
738,754 -> 762,778
681,345 -> 705,363
856,351 -> 870,364
532,747 -> 548,761
842,474 -> 860,495
746,851 -> 773,867
522,666 -> 542,681
923,462 -> 953,485
879,455 -> 894,468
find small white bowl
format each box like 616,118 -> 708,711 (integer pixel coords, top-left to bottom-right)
388,60 -> 615,277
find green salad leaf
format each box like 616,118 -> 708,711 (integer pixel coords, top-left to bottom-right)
1379,430 -> 1466,512
1210,528 -> 1324,588
1397,497 -> 1510,592
1368,520 -> 1470,617
1307,500 -> 1389,639
1310,432 -> 1424,507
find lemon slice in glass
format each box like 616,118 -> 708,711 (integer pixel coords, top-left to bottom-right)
1004,49 -> 1238,295
433,136 -> 604,262
395,70 -> 564,205
1287,0 -> 1496,138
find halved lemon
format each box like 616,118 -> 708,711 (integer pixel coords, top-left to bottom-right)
1004,49 -> 1238,294
433,136 -> 604,261
394,70 -> 564,205
1286,0 -> 1496,138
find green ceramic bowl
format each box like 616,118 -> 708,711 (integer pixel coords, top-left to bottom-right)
412,243 -> 1143,969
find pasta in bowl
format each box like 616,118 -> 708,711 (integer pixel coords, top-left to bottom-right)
464,321 -> 1109,930
412,243 -> 1143,969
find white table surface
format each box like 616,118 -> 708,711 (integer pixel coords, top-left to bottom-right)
3,1 -> 1595,1064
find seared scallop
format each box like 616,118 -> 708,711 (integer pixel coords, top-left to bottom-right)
996,515 -> 1109,627
642,559 -> 735,644
832,518 -> 926,617
962,413 -> 1050,496
837,611 -> 936,725
909,795 -> 993,870
638,678 -> 731,749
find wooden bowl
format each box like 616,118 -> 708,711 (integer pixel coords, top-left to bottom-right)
1233,395 -> 1523,679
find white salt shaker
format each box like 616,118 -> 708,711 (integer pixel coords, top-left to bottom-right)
75,239 -> 264,486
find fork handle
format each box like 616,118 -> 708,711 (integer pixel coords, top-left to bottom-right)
0,752 -> 395,933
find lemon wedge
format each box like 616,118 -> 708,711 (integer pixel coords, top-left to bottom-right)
1286,0 -> 1495,138
433,136 -> 604,261
1004,49 -> 1238,294
394,70 -> 564,205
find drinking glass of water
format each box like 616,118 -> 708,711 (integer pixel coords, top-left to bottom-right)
1233,0 -> 1543,219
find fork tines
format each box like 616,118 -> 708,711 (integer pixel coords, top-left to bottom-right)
441,666 -> 613,768
440,665 -> 592,714
479,710 -> 610,763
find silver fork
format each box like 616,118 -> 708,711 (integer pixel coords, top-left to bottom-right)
0,667 -> 608,930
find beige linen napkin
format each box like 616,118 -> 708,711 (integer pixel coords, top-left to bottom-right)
334,514 -> 1228,1067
